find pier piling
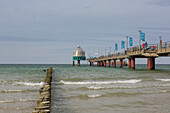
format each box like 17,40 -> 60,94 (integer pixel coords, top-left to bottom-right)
77,60 -> 80,66
100,61 -> 103,66
91,62 -> 94,66
98,61 -> 100,66
104,60 -> 106,67
128,59 -> 131,68
131,58 -> 135,69
113,60 -> 116,67
73,61 -> 75,66
108,60 -> 111,67
120,59 -> 123,68
147,57 -> 155,70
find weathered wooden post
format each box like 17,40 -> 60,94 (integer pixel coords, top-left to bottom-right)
32,67 -> 53,113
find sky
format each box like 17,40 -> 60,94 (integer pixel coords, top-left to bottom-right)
0,0 -> 170,64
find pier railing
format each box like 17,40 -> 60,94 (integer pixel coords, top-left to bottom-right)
127,45 -> 141,55
157,41 -> 170,53
87,41 -> 170,62
157,41 -> 170,49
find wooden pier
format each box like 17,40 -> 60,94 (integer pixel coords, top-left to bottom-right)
32,67 -> 53,113
88,41 -> 170,70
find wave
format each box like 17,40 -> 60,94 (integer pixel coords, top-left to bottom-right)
0,100 -> 14,103
87,86 -> 105,90
12,81 -> 45,86
156,79 -> 170,82
160,90 -> 168,93
66,90 -> 170,99
0,90 -> 22,93
88,94 -> 102,98
0,98 -> 37,103
58,79 -> 141,85
87,83 -> 170,90
63,89 -> 170,99
0,89 -> 37,93
87,86 -> 133,90
0,80 -> 7,84
19,98 -> 37,102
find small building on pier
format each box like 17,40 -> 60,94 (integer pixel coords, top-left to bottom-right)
73,45 -> 86,66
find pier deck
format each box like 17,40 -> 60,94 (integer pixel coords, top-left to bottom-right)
88,41 -> 170,70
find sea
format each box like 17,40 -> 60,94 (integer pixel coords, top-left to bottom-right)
0,64 -> 170,113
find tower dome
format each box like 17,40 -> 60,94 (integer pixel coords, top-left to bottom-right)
73,45 -> 85,57
73,45 -> 86,66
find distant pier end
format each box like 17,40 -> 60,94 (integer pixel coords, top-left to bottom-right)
73,45 -> 86,66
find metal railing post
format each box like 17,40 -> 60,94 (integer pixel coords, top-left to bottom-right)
165,42 -> 167,52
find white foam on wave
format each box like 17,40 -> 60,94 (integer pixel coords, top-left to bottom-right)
87,86 -> 134,90
87,86 -> 105,90
59,79 -> 141,85
160,90 -> 168,93
160,84 -> 170,87
19,98 -> 37,102
0,99 -> 37,103
88,94 -> 102,98
0,100 -> 14,103
13,81 -> 42,86
156,79 -> 170,82
0,89 -> 23,93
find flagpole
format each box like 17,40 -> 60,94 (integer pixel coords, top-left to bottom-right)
124,41 -> 125,52
138,30 -> 142,53
126,36 -> 128,50
114,45 -> 115,54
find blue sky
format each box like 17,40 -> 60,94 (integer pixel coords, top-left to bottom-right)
0,0 -> 170,64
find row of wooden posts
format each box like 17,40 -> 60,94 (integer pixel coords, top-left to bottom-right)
32,67 -> 53,113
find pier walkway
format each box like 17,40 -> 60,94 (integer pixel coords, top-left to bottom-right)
88,41 -> 170,70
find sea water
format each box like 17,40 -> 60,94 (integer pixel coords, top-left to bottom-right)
0,64 -> 51,113
51,64 -> 170,113
0,64 -> 170,113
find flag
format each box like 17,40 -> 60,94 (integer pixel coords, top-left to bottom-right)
129,37 -> 133,46
121,41 -> 125,49
115,43 -> 118,50
141,32 -> 145,41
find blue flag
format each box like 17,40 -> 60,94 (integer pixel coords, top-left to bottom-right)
121,41 -> 125,49
141,32 -> 145,41
115,43 -> 118,50
129,37 -> 133,46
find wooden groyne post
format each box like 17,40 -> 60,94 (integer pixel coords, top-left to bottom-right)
32,67 -> 53,113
